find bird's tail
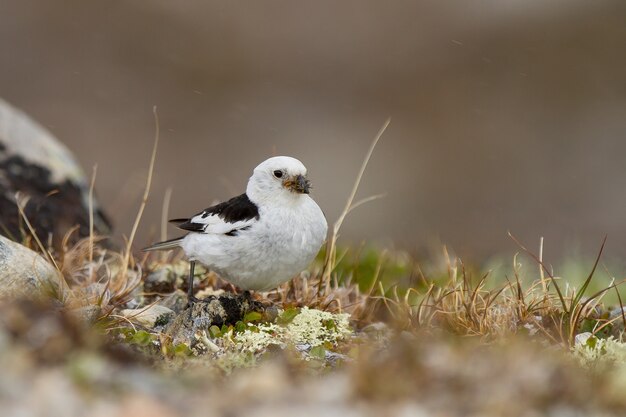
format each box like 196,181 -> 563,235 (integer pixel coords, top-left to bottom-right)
142,236 -> 184,252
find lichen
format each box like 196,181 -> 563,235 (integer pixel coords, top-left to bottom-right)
234,323 -> 282,353
572,333 -> 626,371
284,307 -> 351,347
226,307 -> 352,355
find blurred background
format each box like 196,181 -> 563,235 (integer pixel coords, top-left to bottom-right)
1,0 -> 625,261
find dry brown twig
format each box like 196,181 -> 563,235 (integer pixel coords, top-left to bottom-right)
121,106 -> 160,279
320,118 -> 391,296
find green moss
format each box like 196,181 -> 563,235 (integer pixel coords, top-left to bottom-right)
154,312 -> 174,327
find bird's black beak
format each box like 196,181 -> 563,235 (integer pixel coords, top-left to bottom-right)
285,174 -> 311,194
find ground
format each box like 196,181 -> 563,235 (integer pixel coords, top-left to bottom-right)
1,235 -> 626,416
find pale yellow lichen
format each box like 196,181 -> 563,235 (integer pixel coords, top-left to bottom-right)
572,333 -> 626,371
234,324 -> 282,353
284,307 -> 352,347
227,308 -> 352,354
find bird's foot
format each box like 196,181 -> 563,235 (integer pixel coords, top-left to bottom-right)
185,296 -> 200,309
186,295 -> 218,308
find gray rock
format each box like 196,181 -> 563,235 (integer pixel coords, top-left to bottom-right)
0,235 -> 60,298
165,293 -> 263,346
609,306 -> 626,320
574,332 -> 593,346
295,344 -> 352,365
0,98 -> 111,247
121,305 -> 175,328
609,307 -> 626,335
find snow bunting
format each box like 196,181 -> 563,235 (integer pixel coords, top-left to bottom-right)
144,156 -> 328,304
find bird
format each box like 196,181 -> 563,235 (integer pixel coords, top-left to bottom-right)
143,156 -> 328,305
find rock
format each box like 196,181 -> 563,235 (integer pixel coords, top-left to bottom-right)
121,305 -> 175,328
0,98 -> 111,247
165,293 -> 263,346
609,307 -> 626,336
295,344 -> 352,365
575,332 -> 593,346
0,235 -> 60,299
609,306 -> 626,321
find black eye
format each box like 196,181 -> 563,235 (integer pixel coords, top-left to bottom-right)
273,170 -> 283,178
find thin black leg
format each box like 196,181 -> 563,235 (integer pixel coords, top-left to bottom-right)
186,260 -> 197,307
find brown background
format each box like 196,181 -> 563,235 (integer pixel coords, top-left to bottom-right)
1,0 -> 626,261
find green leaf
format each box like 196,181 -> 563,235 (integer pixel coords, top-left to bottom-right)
209,325 -> 222,338
243,311 -> 263,323
323,319 -> 337,331
130,330 -> 154,346
277,307 -> 300,325
310,345 -> 326,360
173,343 -> 192,357
118,328 -> 134,339
235,321 -> 247,332
586,336 -> 598,349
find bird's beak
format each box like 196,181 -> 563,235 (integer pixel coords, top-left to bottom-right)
284,174 -> 311,194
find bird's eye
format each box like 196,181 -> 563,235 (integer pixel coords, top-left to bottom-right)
273,170 -> 284,178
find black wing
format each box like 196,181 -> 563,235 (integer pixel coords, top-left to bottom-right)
169,193 -> 260,233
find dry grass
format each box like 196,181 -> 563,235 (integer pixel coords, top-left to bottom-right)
368,241 -> 626,347
17,222 -> 623,351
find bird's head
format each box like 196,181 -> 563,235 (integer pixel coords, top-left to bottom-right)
247,156 -> 312,204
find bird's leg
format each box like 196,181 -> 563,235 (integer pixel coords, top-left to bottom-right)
186,260 -> 198,307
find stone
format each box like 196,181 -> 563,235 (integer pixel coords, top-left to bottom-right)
0,235 -> 60,299
165,293 -> 263,346
121,305 -> 175,328
574,332 -> 593,346
609,306 -> 626,321
0,98 -> 111,247
609,306 -> 626,336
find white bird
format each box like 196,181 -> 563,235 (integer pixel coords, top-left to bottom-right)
143,156 -> 328,304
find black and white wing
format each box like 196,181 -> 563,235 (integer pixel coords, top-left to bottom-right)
170,193 -> 260,236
